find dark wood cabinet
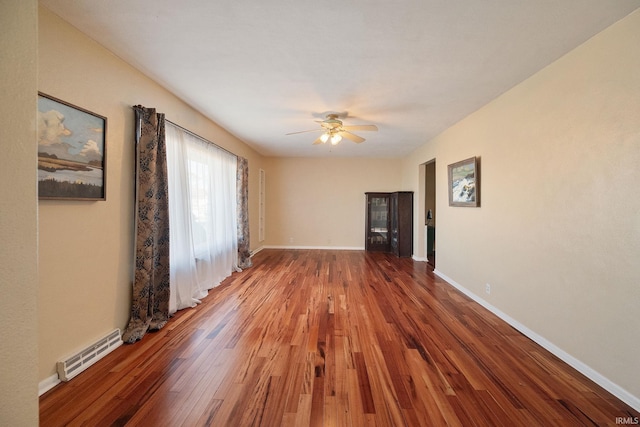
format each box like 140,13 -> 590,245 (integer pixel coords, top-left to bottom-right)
390,191 -> 413,257
365,191 -> 413,257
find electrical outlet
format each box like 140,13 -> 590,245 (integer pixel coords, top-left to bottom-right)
485,283 -> 491,295
289,237 -> 294,243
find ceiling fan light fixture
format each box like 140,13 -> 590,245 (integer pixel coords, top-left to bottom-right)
287,112 -> 377,146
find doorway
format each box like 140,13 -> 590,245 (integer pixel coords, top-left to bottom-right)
424,160 -> 436,267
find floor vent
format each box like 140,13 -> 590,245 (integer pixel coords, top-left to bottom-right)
57,329 -> 123,382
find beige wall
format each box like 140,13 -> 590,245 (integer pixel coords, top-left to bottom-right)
264,157 -> 403,248
0,0 -> 39,424
37,6 -> 264,382
403,11 -> 640,402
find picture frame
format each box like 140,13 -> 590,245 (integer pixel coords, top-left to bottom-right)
37,92 -> 106,200
448,156 -> 479,207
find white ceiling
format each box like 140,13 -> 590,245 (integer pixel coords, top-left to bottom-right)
40,0 -> 639,158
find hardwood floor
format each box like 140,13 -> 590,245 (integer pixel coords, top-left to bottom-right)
40,249 -> 638,426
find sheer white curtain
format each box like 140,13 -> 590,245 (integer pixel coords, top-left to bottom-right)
165,122 -> 238,314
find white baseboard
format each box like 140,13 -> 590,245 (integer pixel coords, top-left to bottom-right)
39,374 -> 61,396
250,246 -> 264,256
262,245 -> 365,251
255,246 -> 421,257
433,269 -> 640,412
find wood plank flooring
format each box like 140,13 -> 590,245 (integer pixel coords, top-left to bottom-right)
40,249 -> 638,426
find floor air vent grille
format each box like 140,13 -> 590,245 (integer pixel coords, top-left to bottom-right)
57,329 -> 123,381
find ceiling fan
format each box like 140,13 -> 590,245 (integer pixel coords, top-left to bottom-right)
286,114 -> 378,145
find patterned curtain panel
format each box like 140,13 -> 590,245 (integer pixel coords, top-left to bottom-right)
122,106 -> 171,344
236,156 -> 252,269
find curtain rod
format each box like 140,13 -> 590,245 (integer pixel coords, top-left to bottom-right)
166,119 -> 238,159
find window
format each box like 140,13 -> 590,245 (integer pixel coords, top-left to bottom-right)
165,122 -> 238,313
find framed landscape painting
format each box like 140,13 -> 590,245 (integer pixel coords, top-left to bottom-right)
448,156 -> 479,207
37,93 -> 106,200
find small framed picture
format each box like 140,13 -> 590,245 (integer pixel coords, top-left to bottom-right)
37,92 -> 106,200
448,156 -> 479,207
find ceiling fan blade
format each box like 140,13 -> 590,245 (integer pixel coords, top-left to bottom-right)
341,124 -> 378,132
285,129 -> 324,135
340,131 -> 365,143
312,136 -> 325,145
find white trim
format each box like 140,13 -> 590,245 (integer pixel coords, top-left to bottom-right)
250,246 -> 264,256
258,168 -> 265,242
263,245 -> 365,251
433,269 -> 640,412
412,255 -> 428,262
38,374 -> 61,396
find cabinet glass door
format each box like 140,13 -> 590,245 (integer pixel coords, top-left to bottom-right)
367,195 -> 390,250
